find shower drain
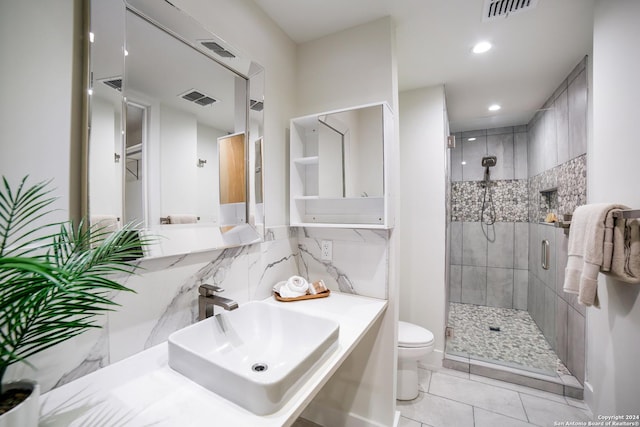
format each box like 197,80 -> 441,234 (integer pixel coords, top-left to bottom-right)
251,363 -> 268,372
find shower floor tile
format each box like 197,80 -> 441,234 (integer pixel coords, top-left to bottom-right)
446,303 -> 570,376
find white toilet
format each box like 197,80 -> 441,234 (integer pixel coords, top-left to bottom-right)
397,321 -> 435,401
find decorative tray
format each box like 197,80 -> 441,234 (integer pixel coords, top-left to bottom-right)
273,289 -> 331,302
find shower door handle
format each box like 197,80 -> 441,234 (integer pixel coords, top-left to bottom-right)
541,239 -> 550,270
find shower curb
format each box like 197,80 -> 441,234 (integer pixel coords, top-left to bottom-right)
443,354 -> 584,399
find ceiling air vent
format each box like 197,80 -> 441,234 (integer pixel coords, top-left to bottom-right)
250,99 -> 264,112
201,41 -> 236,58
101,77 -> 122,91
180,90 -> 217,107
482,0 -> 538,22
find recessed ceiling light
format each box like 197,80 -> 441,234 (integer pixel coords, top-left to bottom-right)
472,41 -> 492,54
488,104 -> 501,111
468,137 -> 476,141
461,161 -> 467,165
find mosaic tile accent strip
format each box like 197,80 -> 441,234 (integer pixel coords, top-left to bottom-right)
528,154 -> 586,222
558,155 -> 587,216
446,302 -> 570,376
451,179 -> 528,222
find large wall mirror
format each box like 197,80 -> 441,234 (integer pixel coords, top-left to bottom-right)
87,0 -> 265,258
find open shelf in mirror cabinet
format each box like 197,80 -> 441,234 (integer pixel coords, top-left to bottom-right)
290,102 -> 394,229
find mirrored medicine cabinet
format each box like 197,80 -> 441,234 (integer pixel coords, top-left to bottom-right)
289,102 -> 394,228
86,0 -> 265,258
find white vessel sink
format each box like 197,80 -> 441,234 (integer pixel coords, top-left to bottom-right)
168,301 -> 339,415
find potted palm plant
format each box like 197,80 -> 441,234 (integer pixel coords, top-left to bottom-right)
0,176 -> 150,426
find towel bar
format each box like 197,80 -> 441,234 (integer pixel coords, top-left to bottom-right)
612,209 -> 640,219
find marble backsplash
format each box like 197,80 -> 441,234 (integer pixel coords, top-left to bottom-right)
5,225 -> 390,393
296,227 -> 390,300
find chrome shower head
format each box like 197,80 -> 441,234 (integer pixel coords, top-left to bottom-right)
481,156 -> 497,168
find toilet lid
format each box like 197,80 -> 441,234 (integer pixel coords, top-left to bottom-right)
398,321 -> 434,348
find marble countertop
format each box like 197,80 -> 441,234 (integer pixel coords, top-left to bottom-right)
39,292 -> 388,427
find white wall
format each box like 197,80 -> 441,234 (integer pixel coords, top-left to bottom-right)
89,96 -> 122,218
197,123 -> 224,223
586,0 -> 640,415
398,86 -> 447,366
159,104 -> 198,216
355,106 -> 384,198
296,17 -> 397,116
318,121 -> 345,197
0,0 -> 77,224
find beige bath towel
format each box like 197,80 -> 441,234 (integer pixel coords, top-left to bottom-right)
167,214 -> 198,224
90,215 -> 120,248
90,214 -> 120,234
563,203 -> 628,307
607,217 -> 640,283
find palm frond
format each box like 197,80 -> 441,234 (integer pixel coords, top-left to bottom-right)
0,176 -> 152,385
0,176 -> 59,257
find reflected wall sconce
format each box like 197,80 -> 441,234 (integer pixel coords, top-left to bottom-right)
197,158 -> 207,168
114,153 -> 121,163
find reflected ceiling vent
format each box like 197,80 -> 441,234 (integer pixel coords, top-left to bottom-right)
180,89 -> 218,107
482,0 -> 538,21
200,41 -> 236,58
100,77 -> 122,91
250,99 -> 264,112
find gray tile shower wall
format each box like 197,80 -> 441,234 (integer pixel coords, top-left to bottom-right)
451,126 -> 528,183
450,221 -> 528,310
525,57 -> 588,385
527,57 -> 588,178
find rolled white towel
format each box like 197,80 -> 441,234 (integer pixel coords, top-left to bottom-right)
279,276 -> 309,298
272,281 -> 286,294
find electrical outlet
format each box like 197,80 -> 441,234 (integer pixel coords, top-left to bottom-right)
321,240 -> 332,261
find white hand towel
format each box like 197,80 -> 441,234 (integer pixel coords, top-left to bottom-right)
279,276 -> 309,298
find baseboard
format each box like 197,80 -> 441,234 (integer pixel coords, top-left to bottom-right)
583,381 -> 595,411
393,410 -> 401,427
418,349 -> 444,370
302,401 -> 391,427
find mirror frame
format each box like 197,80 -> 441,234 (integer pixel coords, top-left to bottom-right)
84,0 -> 265,258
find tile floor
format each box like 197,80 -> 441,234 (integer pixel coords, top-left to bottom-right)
447,303 -> 569,375
397,367 -> 592,427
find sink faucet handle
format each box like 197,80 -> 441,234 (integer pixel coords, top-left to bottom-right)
199,283 -> 225,296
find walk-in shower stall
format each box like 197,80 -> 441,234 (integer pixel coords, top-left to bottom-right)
445,58 -> 589,391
